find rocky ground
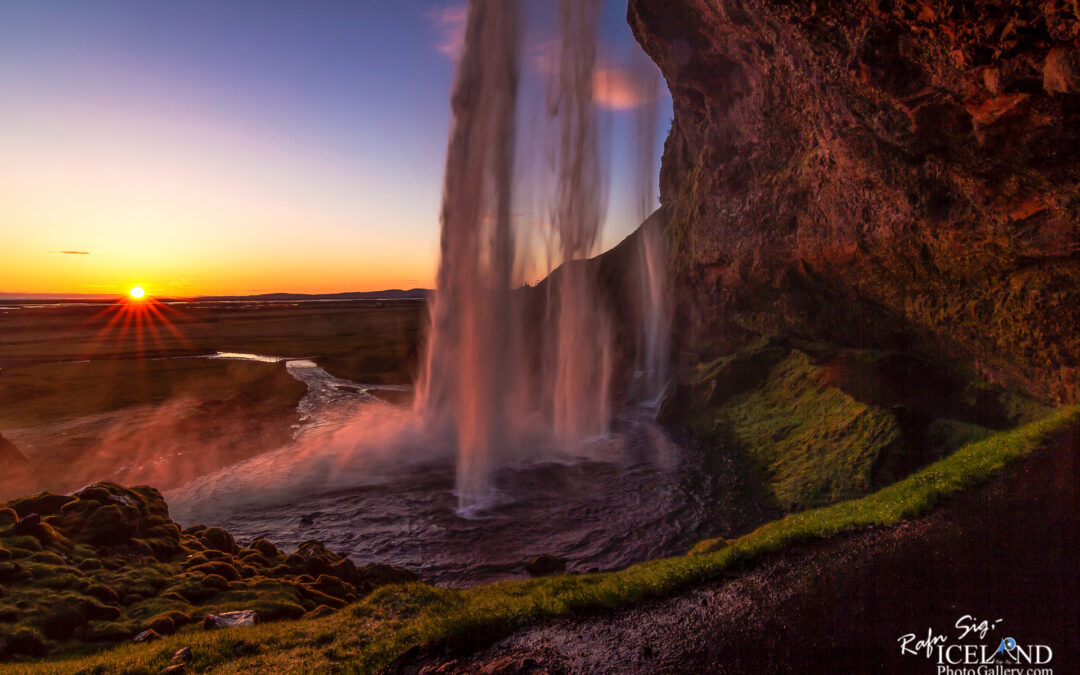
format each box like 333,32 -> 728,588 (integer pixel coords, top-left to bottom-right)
389,429 -> 1079,674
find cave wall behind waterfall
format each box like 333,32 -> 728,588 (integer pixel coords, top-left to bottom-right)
629,0 -> 1080,402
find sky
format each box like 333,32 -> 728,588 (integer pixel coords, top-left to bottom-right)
0,0 -> 670,297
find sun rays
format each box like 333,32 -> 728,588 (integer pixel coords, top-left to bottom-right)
79,291 -> 196,360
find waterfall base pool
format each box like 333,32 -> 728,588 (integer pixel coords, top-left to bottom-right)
167,408 -> 772,587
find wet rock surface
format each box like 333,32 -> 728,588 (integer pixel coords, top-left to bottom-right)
628,0 -> 1080,404
0,481 -> 418,661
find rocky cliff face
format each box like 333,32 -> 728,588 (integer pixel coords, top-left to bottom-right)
630,0 -> 1080,402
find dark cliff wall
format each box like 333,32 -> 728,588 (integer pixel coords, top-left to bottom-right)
629,0 -> 1080,402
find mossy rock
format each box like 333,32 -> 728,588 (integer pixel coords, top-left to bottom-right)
71,486 -> 114,505
0,626 -> 48,658
0,508 -> 17,528
143,610 -> 190,636
27,550 -> 65,566
75,620 -> 133,643
187,561 -> 240,581
524,555 -> 566,577
237,550 -> 271,568
298,585 -> 347,610
10,515 -> 67,547
249,537 -> 280,559
78,504 -> 133,546
0,561 -> 31,584
38,595 -> 122,640
30,567 -> 84,591
312,574 -> 349,599
284,553 -> 304,570
4,535 -> 43,554
0,482 -> 394,661
60,499 -> 96,519
354,564 -> 420,593
7,492 -> 75,519
84,584 -> 120,604
199,527 -> 237,554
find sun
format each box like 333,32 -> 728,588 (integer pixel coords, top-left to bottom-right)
128,286 -> 146,299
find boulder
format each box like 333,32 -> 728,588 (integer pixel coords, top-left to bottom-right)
524,554 -> 566,577
248,537 -> 280,559
354,563 -> 420,592
202,610 -> 258,630
199,527 -> 237,554
133,629 -> 161,643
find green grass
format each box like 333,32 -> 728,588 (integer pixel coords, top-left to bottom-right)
10,405 -> 1076,675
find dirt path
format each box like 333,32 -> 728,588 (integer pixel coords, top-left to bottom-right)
388,431 -> 1079,674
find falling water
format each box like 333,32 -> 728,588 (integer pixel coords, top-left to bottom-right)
414,0 -> 523,511
631,47 -> 671,407
417,0 -> 670,510
549,0 -> 612,439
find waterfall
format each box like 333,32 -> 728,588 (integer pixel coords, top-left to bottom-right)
414,0 -> 523,510
549,0 -> 611,440
417,0 -> 670,511
631,45 -> 670,408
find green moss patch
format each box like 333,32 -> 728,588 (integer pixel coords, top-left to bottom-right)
664,337 -> 1048,511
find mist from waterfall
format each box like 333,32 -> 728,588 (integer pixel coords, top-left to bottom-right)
416,0 -> 671,511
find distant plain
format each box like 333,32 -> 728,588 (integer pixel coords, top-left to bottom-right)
0,299 -> 425,497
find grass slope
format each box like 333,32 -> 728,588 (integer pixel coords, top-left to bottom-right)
11,405 -> 1076,675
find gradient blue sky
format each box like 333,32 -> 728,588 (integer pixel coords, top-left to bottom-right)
0,0 -> 670,295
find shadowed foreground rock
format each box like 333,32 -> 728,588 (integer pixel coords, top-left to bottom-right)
0,481 -> 418,661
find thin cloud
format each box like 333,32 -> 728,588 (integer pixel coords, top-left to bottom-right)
530,41 -> 659,111
592,66 -> 658,110
51,250 -> 91,255
425,4 -> 467,59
